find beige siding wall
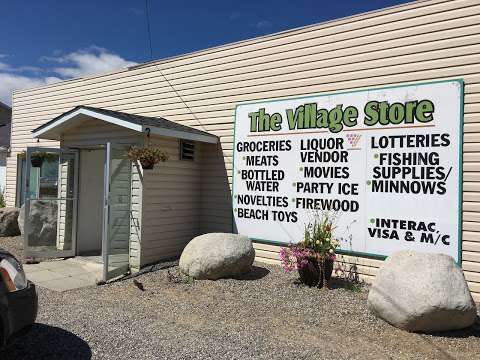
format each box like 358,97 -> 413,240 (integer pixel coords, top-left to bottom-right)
130,163 -> 142,271
6,0 -> 480,300
56,159 -> 73,251
198,141 -> 232,234
140,136 -> 202,266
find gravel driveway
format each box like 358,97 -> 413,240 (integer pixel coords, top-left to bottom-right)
0,236 -> 479,360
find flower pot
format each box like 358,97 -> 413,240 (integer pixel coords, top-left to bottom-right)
31,156 -> 44,167
140,160 -> 155,170
298,258 -> 320,287
322,258 -> 334,287
297,257 -> 334,288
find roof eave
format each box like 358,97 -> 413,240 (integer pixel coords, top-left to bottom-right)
32,107 -> 218,144
146,125 -> 218,144
32,108 -> 143,139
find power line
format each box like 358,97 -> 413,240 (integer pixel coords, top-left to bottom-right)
143,0 -> 210,134
144,0 -> 153,60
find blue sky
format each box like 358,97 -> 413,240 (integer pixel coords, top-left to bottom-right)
0,0 -> 410,104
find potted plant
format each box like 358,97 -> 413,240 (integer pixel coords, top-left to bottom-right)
279,212 -> 339,289
127,146 -> 168,170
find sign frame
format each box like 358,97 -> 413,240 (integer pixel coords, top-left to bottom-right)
231,78 -> 464,262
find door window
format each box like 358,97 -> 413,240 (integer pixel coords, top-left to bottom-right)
23,148 -> 78,259
17,154 -> 59,206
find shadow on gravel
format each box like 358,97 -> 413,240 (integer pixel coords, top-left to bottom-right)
414,321 -> 480,360
1,324 -> 92,359
292,277 -> 365,292
232,266 -> 270,281
426,319 -> 480,339
329,278 -> 364,292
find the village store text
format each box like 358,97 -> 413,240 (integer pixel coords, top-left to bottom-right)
232,80 -> 463,261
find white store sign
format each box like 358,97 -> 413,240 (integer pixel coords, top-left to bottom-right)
232,80 -> 463,262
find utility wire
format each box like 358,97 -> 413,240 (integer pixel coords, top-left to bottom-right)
144,0 -> 153,60
144,0 -> 210,134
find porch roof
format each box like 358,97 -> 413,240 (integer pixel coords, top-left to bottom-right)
31,105 -> 218,144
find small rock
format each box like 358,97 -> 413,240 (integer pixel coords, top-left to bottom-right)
133,279 -> 145,291
179,233 -> 255,280
0,207 -> 20,236
367,250 -> 477,332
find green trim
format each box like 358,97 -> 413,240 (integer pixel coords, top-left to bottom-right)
232,78 -> 464,263
457,79 -> 464,264
250,238 -> 285,246
231,103 -> 239,234
336,249 -> 387,261
252,237 -> 388,260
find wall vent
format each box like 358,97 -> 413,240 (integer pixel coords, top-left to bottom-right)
180,140 -> 195,161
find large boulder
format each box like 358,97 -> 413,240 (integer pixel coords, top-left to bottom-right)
0,207 -> 21,236
179,233 -> 255,280
18,201 -> 58,246
368,250 -> 477,332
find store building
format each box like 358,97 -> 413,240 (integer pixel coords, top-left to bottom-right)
5,0 -> 480,300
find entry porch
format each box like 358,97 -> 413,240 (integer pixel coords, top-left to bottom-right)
22,106 -> 218,283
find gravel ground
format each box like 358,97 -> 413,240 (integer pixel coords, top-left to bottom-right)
1,236 -> 479,360
0,235 -> 25,263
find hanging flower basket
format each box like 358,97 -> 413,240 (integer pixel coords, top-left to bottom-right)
127,146 -> 169,170
139,159 -> 155,170
30,155 -> 44,167
19,151 -> 57,167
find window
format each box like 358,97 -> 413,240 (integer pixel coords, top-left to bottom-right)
16,153 -> 59,207
38,159 -> 59,198
180,140 -> 195,161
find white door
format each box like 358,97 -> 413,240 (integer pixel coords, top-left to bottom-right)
24,147 -> 78,259
102,143 -> 132,281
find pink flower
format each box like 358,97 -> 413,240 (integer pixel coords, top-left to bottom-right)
279,243 -> 317,271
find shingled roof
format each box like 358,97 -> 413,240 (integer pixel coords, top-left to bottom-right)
32,105 -> 218,143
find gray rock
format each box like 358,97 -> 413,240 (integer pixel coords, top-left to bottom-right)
18,201 -> 58,246
179,233 -> 255,280
367,250 -> 477,332
0,207 -> 20,236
